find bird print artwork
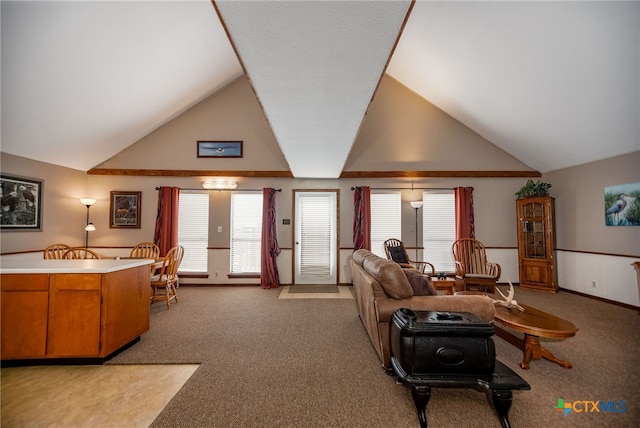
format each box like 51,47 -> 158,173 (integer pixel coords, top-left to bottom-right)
0,175 -> 41,229
604,183 -> 640,226
197,141 -> 243,157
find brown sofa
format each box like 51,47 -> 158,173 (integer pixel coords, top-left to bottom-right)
351,249 -> 496,370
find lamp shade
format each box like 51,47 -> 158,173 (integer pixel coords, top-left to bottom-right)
80,198 -> 96,206
410,201 -> 423,209
84,223 -> 96,232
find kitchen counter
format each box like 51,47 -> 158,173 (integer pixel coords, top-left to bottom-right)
1,260 -> 151,361
0,258 -> 153,274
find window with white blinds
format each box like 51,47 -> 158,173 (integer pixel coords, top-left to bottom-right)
422,191 -> 456,272
370,192 -> 401,257
230,193 -> 263,273
177,192 -> 209,272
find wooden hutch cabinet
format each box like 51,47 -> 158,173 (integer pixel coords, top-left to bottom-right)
516,196 -> 558,293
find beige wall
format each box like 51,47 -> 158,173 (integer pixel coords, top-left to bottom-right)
542,151 -> 639,305
346,76 -> 534,172
96,77 -> 290,172
97,75 -> 533,174
0,153 -> 88,251
2,73 -> 638,303
543,151 -> 640,256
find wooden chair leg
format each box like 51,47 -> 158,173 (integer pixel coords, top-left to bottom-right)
165,284 -> 171,309
172,283 -> 178,303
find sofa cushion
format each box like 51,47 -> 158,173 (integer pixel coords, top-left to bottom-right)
403,269 -> 437,296
362,256 -> 413,299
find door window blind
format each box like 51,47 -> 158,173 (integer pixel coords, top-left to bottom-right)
298,193 -> 335,277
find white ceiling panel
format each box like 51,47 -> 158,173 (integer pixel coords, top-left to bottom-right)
216,0 -> 412,178
387,1 -> 640,172
1,1 -> 637,176
1,0 -> 242,171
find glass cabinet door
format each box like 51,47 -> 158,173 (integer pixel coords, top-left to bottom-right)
522,201 -> 546,259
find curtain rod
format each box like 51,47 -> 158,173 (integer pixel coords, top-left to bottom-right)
155,187 -> 282,192
351,186 -> 454,191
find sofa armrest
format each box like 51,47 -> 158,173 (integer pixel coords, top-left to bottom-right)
375,295 -> 496,323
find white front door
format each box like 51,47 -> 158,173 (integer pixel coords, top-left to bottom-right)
294,191 -> 338,284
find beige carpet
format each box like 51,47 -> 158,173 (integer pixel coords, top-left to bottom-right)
1,364 -> 198,428
278,285 -> 353,299
4,286 -> 638,427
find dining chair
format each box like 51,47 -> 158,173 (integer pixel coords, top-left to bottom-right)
150,245 -> 184,309
43,243 -> 73,259
130,241 -> 160,259
451,238 -> 501,293
383,238 -> 435,276
63,247 -> 101,259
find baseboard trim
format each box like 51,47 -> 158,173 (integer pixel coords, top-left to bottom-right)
559,287 -> 639,311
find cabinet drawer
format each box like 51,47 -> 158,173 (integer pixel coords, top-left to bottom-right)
0,274 -> 49,291
51,274 -> 102,290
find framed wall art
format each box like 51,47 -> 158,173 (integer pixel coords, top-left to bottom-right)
197,141 -> 243,158
110,191 -> 141,228
604,182 -> 640,226
0,174 -> 43,231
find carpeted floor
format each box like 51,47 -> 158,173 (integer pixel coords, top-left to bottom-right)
109,285 -> 639,427
4,285 -> 639,427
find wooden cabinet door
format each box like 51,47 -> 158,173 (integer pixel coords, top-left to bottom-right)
47,274 -> 102,357
102,265 -> 150,356
1,274 -> 49,359
520,259 -> 554,289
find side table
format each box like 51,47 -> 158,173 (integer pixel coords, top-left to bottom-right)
430,277 -> 456,295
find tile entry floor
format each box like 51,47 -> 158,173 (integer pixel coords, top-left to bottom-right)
277,285 -> 353,299
1,364 -> 199,428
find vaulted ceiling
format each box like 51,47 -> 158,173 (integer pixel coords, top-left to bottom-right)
2,1 -> 638,178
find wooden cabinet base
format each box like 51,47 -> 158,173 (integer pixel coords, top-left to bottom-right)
1,264 -> 150,361
1,337 -> 141,367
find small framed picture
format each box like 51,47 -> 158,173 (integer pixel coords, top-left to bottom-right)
197,141 -> 243,158
110,191 -> 141,228
0,174 -> 43,231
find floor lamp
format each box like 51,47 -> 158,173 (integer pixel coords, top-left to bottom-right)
80,198 -> 96,248
410,201 -> 423,260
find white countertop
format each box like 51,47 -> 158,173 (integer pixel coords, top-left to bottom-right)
0,258 -> 153,274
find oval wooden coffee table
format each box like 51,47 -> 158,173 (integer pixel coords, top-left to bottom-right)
493,303 -> 578,369
455,292 -> 578,369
